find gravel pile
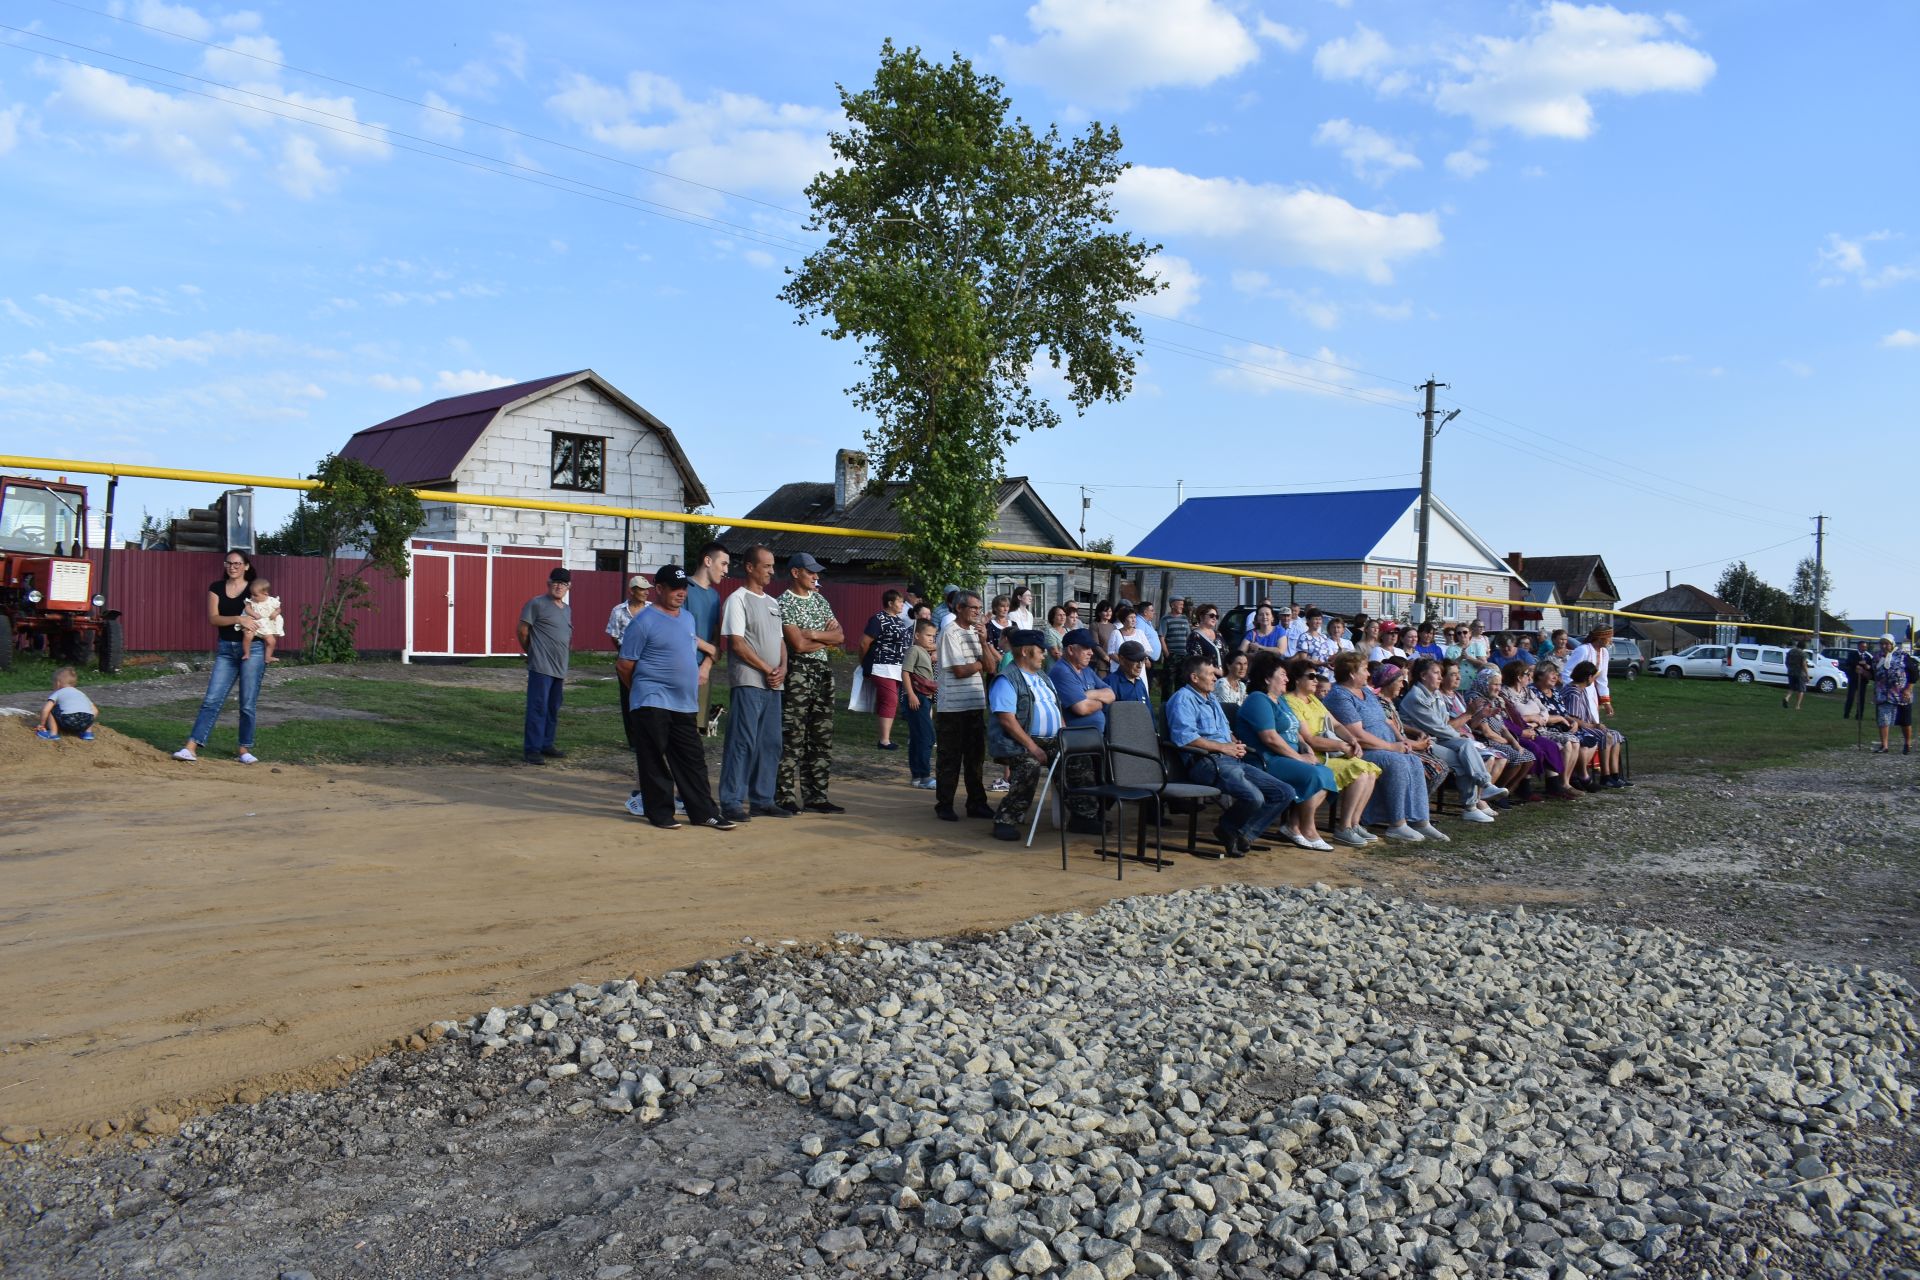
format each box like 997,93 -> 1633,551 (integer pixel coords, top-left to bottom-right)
4,883 -> 1917,1279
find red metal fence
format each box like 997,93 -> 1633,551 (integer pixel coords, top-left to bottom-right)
94,548 -> 905,655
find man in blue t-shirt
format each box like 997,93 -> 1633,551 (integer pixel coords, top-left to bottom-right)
1166,654 -> 1294,858
618,565 -> 733,832
1107,640 -> 1153,705
987,630 -> 1064,841
684,541 -> 729,730
1049,628 -> 1115,833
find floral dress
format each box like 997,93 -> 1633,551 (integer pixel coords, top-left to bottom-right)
1383,696 -> 1453,791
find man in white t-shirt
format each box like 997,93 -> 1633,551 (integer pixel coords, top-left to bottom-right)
717,546 -> 788,819
934,590 -> 1000,822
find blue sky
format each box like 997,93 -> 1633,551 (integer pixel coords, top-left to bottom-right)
3,0 -> 1916,619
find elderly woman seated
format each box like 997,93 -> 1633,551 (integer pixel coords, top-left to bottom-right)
1285,658 -> 1381,847
1554,659 -> 1631,789
1323,651 -> 1445,844
1397,656 -> 1506,822
1233,651 -> 1337,850
1499,660 -> 1584,800
1452,661 -> 1537,804
1370,662 -> 1454,807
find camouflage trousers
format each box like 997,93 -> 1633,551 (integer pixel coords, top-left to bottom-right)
776,659 -> 835,807
992,736 -> 1058,828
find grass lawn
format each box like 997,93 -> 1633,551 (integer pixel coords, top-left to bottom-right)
1606,674 -> 1865,776
0,650 -> 181,696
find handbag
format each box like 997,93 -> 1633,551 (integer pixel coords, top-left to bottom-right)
848,667 -> 875,713
869,661 -> 903,682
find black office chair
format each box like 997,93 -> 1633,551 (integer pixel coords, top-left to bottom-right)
1052,727 -> 1156,880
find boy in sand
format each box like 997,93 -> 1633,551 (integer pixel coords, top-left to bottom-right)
245,577 -> 285,663
35,666 -> 98,740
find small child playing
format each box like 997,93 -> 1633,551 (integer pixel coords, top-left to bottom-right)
245,577 -> 285,663
36,666 -> 98,741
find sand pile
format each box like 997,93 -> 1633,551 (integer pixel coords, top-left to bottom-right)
0,715 -> 182,780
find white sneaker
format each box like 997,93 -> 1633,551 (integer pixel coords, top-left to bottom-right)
1478,784 -> 1509,801
1287,832 -> 1318,849
1414,821 -> 1452,842
625,792 -> 646,817
1307,837 -> 1334,851
172,748 -> 197,762
1381,824 -> 1425,843
1333,828 -> 1372,848
989,778 -> 1010,792
1461,808 -> 1495,824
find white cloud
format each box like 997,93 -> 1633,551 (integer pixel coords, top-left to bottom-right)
130,0 -> 213,40
1818,232 -> 1916,290
0,371 -> 332,439
741,248 -> 778,269
1256,16 -> 1307,52
419,90 -> 463,141
1138,252 -> 1203,317
429,33 -> 531,99
1433,3 -> 1715,138
546,70 -> 837,208
368,372 -> 424,393
1117,164 -> 1442,284
1227,276 -> 1413,329
993,0 -> 1261,105
0,103 -> 24,157
1444,145 -> 1490,178
2,298 -> 42,328
1779,358 -> 1813,377
1313,25 -> 1408,93
19,349 -> 51,367
434,369 -> 513,393
31,285 -> 173,323
38,12 -> 390,198
56,329 -> 325,370
1212,341 -> 1407,402
374,283 -> 500,306
1882,329 -> 1920,349
1313,118 -> 1421,182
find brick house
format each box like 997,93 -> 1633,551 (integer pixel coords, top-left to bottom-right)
339,370 -> 710,574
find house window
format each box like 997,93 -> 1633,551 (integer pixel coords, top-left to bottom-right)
595,549 -> 626,574
550,433 -> 606,493
1439,575 -> 1462,616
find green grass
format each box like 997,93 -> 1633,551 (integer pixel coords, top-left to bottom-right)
1605,674 -> 1864,776
0,650 -> 181,695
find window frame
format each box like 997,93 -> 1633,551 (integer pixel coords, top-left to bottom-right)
549,432 -> 608,494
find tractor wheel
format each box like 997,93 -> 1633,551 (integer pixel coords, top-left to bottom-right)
65,626 -> 96,668
0,613 -> 12,672
97,619 -> 125,675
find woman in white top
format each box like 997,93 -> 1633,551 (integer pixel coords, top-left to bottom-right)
1006,585 -> 1035,633
1215,651 -> 1251,706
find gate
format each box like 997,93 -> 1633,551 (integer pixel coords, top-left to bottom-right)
404,541 -> 560,661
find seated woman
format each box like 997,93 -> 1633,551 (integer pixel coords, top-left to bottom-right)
1448,661 -> 1536,804
1529,661 -> 1597,788
1234,651 -> 1336,851
1286,658 -> 1381,847
1215,650 -> 1250,706
1188,603 -> 1229,672
1499,660 -> 1583,800
1554,660 -> 1630,789
1397,656 -> 1503,823
1372,664 -> 1454,809
1242,603 -> 1287,658
1323,651 -> 1445,844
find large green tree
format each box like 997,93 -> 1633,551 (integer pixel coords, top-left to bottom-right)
781,41 -> 1161,593
298,454 -> 423,663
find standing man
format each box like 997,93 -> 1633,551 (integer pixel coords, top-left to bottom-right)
1158,599 -> 1192,700
987,630 -> 1065,841
934,590 -> 1000,822
685,541 -> 730,731
1049,626 -> 1116,834
718,546 -> 787,819
517,566 -> 572,765
1845,638 -> 1876,721
1166,654 -> 1294,858
607,574 -> 654,815
934,585 -> 962,632
1873,634 -> 1913,755
1282,605 -> 1309,651
776,552 -> 845,814
1784,636 -> 1810,711
616,566 -> 734,832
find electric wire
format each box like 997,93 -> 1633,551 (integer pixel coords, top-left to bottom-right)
1131,309 -> 1413,388
1141,336 -> 1421,413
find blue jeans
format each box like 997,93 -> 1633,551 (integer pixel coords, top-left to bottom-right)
904,695 -> 935,780
189,637 -> 266,749
1190,753 -> 1294,840
525,670 -> 564,756
719,685 -> 783,810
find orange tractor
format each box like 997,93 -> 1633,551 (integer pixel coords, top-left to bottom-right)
0,475 -> 124,672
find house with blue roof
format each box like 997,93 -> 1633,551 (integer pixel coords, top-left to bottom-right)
1127,488 -> 1524,626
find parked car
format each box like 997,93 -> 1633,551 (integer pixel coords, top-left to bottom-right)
1724,644 -> 1848,691
1649,644 -> 1732,679
1609,638 -> 1643,680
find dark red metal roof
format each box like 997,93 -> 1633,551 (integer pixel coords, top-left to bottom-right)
340,371 -> 588,486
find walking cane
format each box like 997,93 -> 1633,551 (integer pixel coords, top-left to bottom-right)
1026,751 -> 1064,848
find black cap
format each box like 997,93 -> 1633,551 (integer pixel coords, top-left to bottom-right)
1008,629 -> 1046,650
548,567 -> 572,584
1117,640 -> 1149,661
654,564 -> 690,590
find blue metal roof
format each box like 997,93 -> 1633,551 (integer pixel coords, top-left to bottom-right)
1128,488 -> 1420,564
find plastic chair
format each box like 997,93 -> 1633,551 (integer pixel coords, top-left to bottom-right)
1051,727 -> 1155,880
1106,701 -> 1222,867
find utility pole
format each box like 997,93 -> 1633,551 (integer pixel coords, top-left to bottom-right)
1080,486 -> 1091,606
1812,513 -> 1827,648
1412,379 -> 1459,625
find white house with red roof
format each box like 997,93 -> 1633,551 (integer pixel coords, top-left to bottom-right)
339,370 -> 709,574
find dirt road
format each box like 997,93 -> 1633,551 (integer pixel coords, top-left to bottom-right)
0,719 -> 1357,1139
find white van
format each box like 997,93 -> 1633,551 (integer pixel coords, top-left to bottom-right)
1726,645 -> 1848,691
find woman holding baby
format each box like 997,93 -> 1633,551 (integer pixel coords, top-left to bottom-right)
174,547 -> 278,765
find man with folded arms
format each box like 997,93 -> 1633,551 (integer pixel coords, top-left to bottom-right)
1166,654 -> 1294,859
1048,626 -> 1116,834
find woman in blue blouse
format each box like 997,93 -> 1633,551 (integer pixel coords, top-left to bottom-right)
1322,650 -> 1444,844
1235,650 -> 1339,850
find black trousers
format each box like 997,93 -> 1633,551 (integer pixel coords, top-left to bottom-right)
631,707 -> 718,824
935,709 -> 986,809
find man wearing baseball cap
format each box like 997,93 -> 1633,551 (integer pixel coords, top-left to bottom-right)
516,565 -> 573,764
1049,626 -> 1117,833
616,566 -> 733,831
776,552 -> 846,813
1107,639 -> 1152,706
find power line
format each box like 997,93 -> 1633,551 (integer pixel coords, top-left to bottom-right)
0,36 -> 815,256
1612,535 -> 1806,580
1131,310 -> 1412,388
1031,470 -> 1418,492
1141,336 -> 1420,413
33,0 -> 815,219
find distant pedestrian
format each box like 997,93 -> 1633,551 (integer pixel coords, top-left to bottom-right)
1874,635 -> 1914,754
776,552 -> 845,814
1844,639 -> 1876,720
685,542 -> 730,730
174,547 -> 268,764
1783,636 -> 1810,710
516,566 -> 573,764
934,591 -> 1000,822
718,546 -> 787,820
607,574 -> 654,813
859,589 -> 912,750
616,565 -> 732,831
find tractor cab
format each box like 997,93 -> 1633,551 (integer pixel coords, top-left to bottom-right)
0,475 -> 123,672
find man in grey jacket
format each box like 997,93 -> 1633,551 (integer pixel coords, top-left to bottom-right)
1398,657 -> 1505,822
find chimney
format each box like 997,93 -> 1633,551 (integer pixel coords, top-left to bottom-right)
833,448 -> 869,514
1507,551 -> 1525,576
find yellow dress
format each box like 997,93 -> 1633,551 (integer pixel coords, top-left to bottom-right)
1287,692 -> 1382,788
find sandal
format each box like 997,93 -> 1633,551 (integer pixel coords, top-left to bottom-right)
237,751 -> 259,765
172,748 -> 198,762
